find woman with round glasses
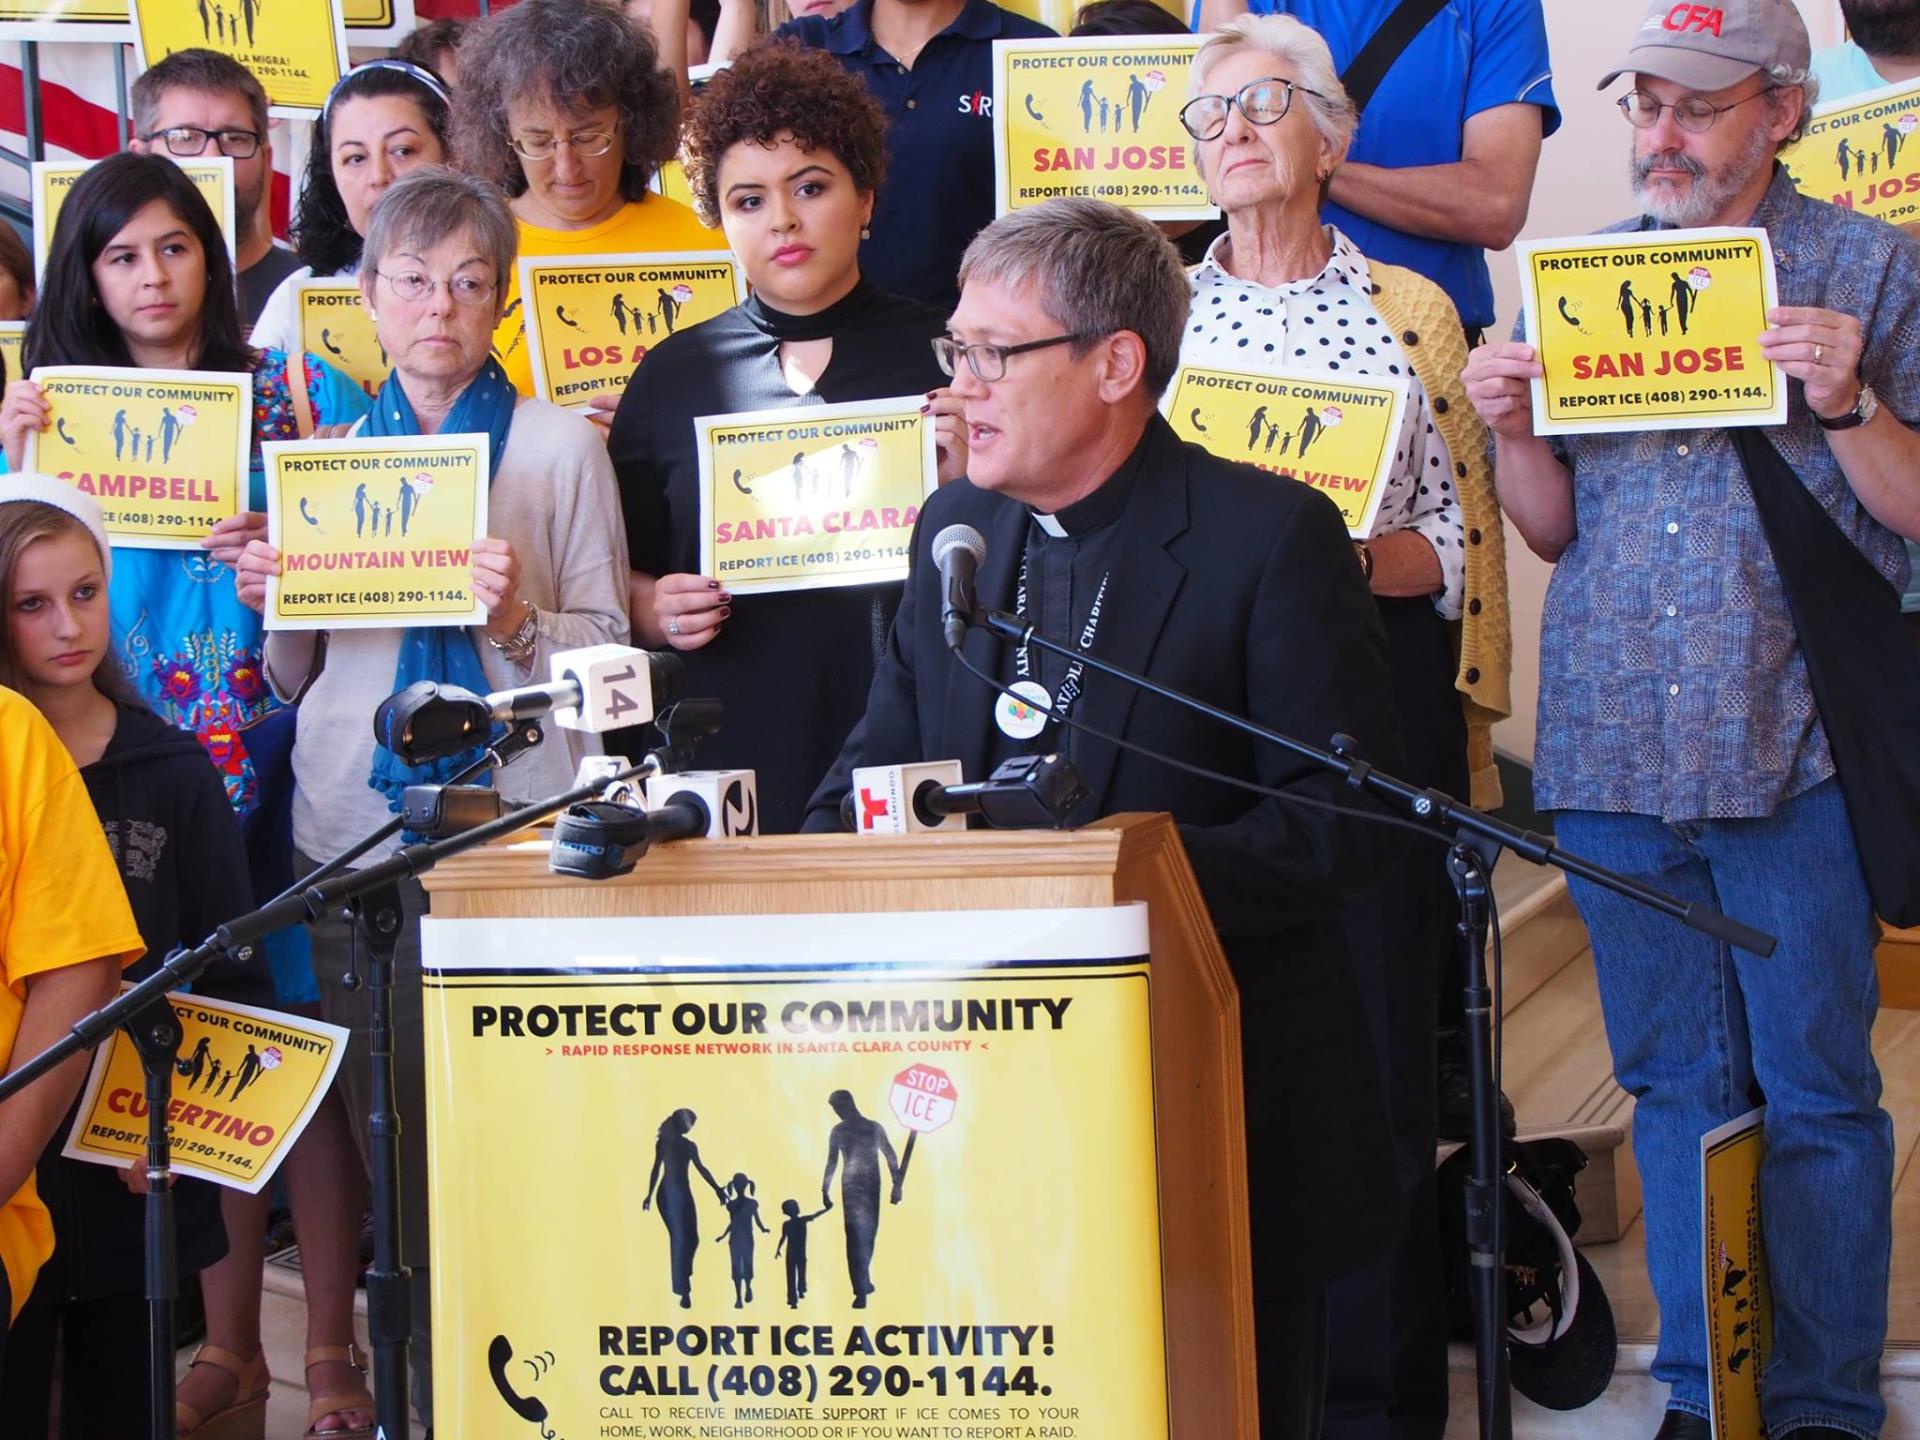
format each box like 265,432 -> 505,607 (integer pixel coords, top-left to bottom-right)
456,0 -> 727,397
235,166 -> 628,1432
249,59 -> 455,367
1180,11 -> 1512,1405
608,41 -> 963,832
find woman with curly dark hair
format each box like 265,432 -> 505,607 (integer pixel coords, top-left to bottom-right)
608,40 -> 965,831
456,0 -> 725,395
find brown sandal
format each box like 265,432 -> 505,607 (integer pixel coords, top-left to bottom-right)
304,1343 -> 376,1439
175,1344 -> 270,1440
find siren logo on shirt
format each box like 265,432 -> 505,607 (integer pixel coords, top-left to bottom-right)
958,91 -> 996,117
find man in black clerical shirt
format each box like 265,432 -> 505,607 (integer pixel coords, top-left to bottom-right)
804,198 -> 1406,1437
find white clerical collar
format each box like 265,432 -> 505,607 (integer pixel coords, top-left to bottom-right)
1031,511 -> 1068,538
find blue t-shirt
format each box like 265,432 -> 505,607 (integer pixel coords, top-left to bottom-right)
782,0 -> 1055,308
1202,0 -> 1559,329
1810,41 -> 1897,101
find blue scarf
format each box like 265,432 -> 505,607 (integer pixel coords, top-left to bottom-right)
364,358 -> 517,811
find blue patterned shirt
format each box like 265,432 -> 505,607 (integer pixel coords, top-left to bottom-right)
1523,167 -> 1917,822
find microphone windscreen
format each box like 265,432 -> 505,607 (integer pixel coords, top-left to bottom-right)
931,523 -> 987,570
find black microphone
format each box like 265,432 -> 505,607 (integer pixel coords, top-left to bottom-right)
373,650 -> 684,765
547,794 -> 712,879
843,754 -> 1087,831
933,523 -> 986,652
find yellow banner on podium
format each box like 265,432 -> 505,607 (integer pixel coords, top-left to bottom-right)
696,396 -> 935,595
1164,363 -> 1407,538
992,36 -> 1212,220
1516,227 -> 1785,435
61,989 -> 349,1193
1782,77 -> 1920,227
421,905 -> 1170,1439
297,279 -> 387,399
521,251 -> 745,409
24,365 -> 252,549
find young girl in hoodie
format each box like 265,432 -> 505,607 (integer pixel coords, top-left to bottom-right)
0,475 -> 274,1439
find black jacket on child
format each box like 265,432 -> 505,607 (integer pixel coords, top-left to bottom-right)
25,703 -> 269,1304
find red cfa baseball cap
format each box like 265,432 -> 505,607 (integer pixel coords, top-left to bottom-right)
1597,0 -> 1811,93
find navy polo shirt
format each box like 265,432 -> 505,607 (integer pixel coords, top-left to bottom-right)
1190,0 -> 1559,329
782,0 -> 1055,309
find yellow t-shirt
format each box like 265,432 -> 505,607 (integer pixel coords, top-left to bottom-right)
494,194 -> 728,396
0,686 -> 144,1319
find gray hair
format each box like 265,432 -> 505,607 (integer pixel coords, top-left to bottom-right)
1763,62 -> 1820,149
958,198 -> 1189,399
1191,15 -> 1358,162
362,166 -> 518,299
131,48 -> 270,140
454,0 -> 681,203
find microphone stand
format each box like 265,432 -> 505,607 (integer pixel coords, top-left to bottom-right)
970,608 -> 1776,1440
0,712 -> 697,1440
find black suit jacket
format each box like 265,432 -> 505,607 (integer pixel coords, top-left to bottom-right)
806,417 -> 1408,1287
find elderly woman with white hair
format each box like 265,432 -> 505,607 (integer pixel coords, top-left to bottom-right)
1180,13 -> 1513,1434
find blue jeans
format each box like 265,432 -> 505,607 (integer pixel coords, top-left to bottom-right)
1555,779 -> 1892,1438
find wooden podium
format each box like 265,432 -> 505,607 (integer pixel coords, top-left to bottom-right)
423,813 -> 1258,1437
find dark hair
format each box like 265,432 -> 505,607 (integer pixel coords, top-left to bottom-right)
681,39 -> 888,229
456,0 -> 681,204
0,500 -> 134,703
393,17 -> 466,73
291,63 -> 455,276
1070,0 -> 1190,34
0,221 -> 32,306
130,47 -> 270,139
689,0 -> 722,49
25,152 -> 253,374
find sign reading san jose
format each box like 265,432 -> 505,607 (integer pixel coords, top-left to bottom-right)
1515,227 -> 1785,435
1782,76 -> 1920,227
992,35 -> 1213,219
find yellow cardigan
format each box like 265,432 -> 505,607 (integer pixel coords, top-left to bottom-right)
1365,261 -> 1514,809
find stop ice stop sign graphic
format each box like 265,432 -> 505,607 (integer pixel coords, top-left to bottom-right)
889,1063 -> 957,1134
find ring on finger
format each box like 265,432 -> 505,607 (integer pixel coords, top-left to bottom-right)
1813,342 -> 1825,364
667,617 -> 681,637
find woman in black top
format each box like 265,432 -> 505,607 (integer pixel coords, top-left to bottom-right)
608,39 -> 964,832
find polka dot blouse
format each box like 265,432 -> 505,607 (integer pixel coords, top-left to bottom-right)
1181,226 -> 1465,620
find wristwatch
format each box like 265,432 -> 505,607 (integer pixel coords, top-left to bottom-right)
1814,381 -> 1879,432
487,601 -> 540,666
1353,540 -> 1375,584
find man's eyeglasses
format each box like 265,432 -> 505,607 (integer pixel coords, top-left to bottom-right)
1616,87 -> 1772,133
509,129 -> 618,161
370,269 -> 499,306
1179,78 -> 1320,142
145,125 -> 262,159
933,332 -> 1094,383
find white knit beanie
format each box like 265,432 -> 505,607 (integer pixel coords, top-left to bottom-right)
0,473 -> 112,581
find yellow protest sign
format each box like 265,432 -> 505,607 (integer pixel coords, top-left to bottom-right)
992,36 -> 1212,220
261,433 -> 488,631
0,0 -> 129,38
1164,364 -> 1408,537
520,251 -> 745,409
61,988 -> 349,1193
24,366 -> 251,549
0,321 -> 23,387
1516,227 -> 1784,436
1783,78 -> 1920,228
130,0 -> 348,118
1702,1109 -> 1770,1440
697,396 -> 935,595
421,905 -> 1171,1439
32,156 -> 235,279
2,0 -> 397,38
297,279 -> 387,399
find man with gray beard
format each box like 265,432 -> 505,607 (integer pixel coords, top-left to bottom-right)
1463,2 -> 1920,1438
